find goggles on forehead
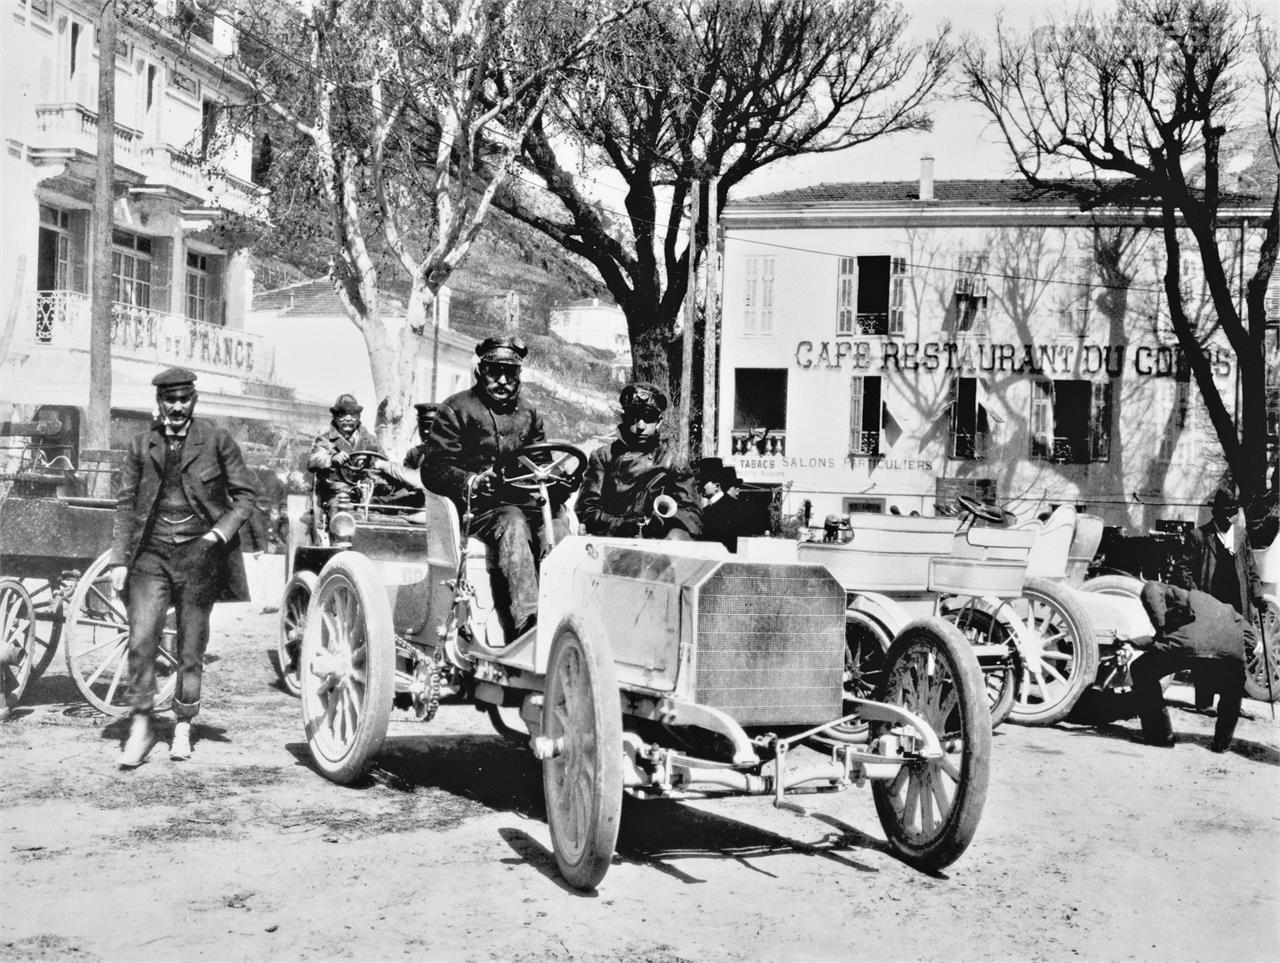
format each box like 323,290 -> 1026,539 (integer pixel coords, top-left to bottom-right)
623,403 -> 663,424
480,361 -> 521,381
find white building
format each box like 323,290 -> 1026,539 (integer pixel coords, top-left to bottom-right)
550,297 -> 629,355
717,164 -> 1276,530
0,0 -> 313,447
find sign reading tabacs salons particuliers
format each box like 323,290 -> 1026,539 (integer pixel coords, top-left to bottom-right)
793,339 -> 1235,379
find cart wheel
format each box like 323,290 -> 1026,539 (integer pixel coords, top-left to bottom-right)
1007,578 -> 1098,726
1,579 -> 37,709
24,577 -> 65,680
63,552 -> 177,716
277,571 -> 317,697
943,606 -> 1019,728
871,617 -> 990,871
542,621 -> 623,891
1245,595 -> 1279,703
301,552 -> 395,784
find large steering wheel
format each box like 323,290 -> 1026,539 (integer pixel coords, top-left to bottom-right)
332,449 -> 385,487
497,442 -> 587,495
955,493 -> 1006,524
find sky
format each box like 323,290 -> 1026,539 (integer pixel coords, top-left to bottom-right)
737,0 -> 1112,196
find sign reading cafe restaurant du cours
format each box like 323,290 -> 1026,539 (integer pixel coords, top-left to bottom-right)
793,339 -> 1235,379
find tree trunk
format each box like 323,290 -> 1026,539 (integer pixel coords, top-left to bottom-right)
87,0 -> 116,456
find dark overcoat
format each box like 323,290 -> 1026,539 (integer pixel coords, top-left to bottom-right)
576,435 -> 702,538
422,385 -> 545,510
108,417 -> 256,602
1171,520 -> 1262,616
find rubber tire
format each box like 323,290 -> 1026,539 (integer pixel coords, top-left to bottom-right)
871,617 -> 991,871
63,551 -> 177,716
837,610 -> 894,738
943,606 -> 1018,728
1080,574 -> 1145,599
0,579 -> 37,708
277,570 -> 317,697
301,552 -> 395,784
542,620 -> 624,891
1245,594 -> 1280,703
1007,577 -> 1098,726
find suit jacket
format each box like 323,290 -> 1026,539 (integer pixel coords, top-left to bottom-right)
422,385 -> 545,510
109,417 -> 256,601
307,424 -> 385,506
1135,584 -> 1246,661
1171,520 -> 1261,615
577,435 -> 701,538
701,493 -> 744,551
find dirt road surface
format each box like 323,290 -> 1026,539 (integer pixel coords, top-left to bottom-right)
3,596 -> 1279,963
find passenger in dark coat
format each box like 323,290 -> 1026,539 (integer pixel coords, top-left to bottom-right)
108,367 -> 256,766
422,337 -> 554,638
577,383 -> 701,540
403,402 -> 441,472
1120,582 -> 1248,752
307,394 -> 385,521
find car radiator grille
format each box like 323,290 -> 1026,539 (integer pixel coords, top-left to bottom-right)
692,563 -> 845,726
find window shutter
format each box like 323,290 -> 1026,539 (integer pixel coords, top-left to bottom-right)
889,257 -> 907,335
760,258 -> 774,333
1031,380 -> 1054,458
849,376 -> 864,453
208,254 -> 225,325
150,237 -> 173,315
837,257 -> 856,334
946,375 -> 960,458
744,257 -> 758,334
1090,381 -> 1112,461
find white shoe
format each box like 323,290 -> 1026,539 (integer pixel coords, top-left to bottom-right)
170,720 -> 192,761
119,714 -> 155,768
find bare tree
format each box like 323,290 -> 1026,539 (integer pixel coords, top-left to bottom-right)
237,0 -> 631,450
959,0 -> 1278,512
495,0 -> 952,410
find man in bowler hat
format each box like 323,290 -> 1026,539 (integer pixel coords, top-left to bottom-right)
307,393 -> 385,522
109,367 -> 256,766
577,382 -> 701,540
423,337 -> 555,638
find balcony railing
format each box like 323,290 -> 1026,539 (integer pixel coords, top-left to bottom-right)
848,430 -> 881,457
31,291 -> 275,383
34,103 -> 143,166
731,429 -> 786,457
139,144 -> 267,219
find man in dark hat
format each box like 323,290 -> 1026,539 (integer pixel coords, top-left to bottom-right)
307,393 -> 385,523
423,337 -> 555,638
1170,484 -> 1265,712
700,465 -> 744,551
577,382 -> 701,540
108,366 -> 256,767
1115,582 -> 1248,752
403,402 -> 441,472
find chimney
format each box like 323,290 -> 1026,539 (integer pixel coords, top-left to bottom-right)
920,155 -> 935,202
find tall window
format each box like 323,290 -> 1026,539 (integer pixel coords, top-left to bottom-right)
743,256 -> 774,334
836,256 -> 907,336
849,375 -> 883,457
200,99 -> 221,160
185,252 -> 209,322
69,21 -> 81,79
954,252 -> 989,334
37,206 -> 71,290
948,377 -> 992,460
1030,379 -> 1112,463
1059,254 -> 1092,336
112,231 -> 153,308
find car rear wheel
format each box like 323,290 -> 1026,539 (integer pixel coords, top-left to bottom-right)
1007,578 -> 1097,726
542,622 -> 623,891
301,553 -> 394,784
277,570 -> 317,697
943,605 -> 1019,728
871,617 -> 990,871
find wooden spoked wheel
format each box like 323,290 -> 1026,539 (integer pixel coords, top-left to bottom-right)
541,623 -> 623,891
1006,578 -> 1097,726
301,553 -> 395,784
63,552 -> 176,716
871,618 -> 991,871
277,570 -> 317,697
944,605 -> 1019,728
0,579 -> 37,709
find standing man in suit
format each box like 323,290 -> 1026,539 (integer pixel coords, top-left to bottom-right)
700,468 -> 741,551
1171,486 -> 1265,711
109,367 -> 256,767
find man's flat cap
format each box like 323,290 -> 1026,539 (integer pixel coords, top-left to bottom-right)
475,336 -> 528,364
330,393 -> 364,414
152,366 -> 197,389
619,382 -> 668,414
413,402 -> 442,414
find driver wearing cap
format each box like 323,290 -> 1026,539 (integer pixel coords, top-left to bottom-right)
422,337 -> 556,638
307,394 -> 385,522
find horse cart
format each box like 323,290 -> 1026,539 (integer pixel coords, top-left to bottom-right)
286,443 -> 992,889
0,409 -> 174,715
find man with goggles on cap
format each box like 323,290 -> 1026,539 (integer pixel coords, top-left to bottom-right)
422,337 -> 556,638
577,382 -> 701,540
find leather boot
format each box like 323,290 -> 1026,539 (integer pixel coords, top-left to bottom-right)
119,713 -> 155,768
170,720 -> 192,761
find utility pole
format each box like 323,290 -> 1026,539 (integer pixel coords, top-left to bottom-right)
701,177 -> 719,458
677,180 -> 701,463
86,0 -> 117,455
